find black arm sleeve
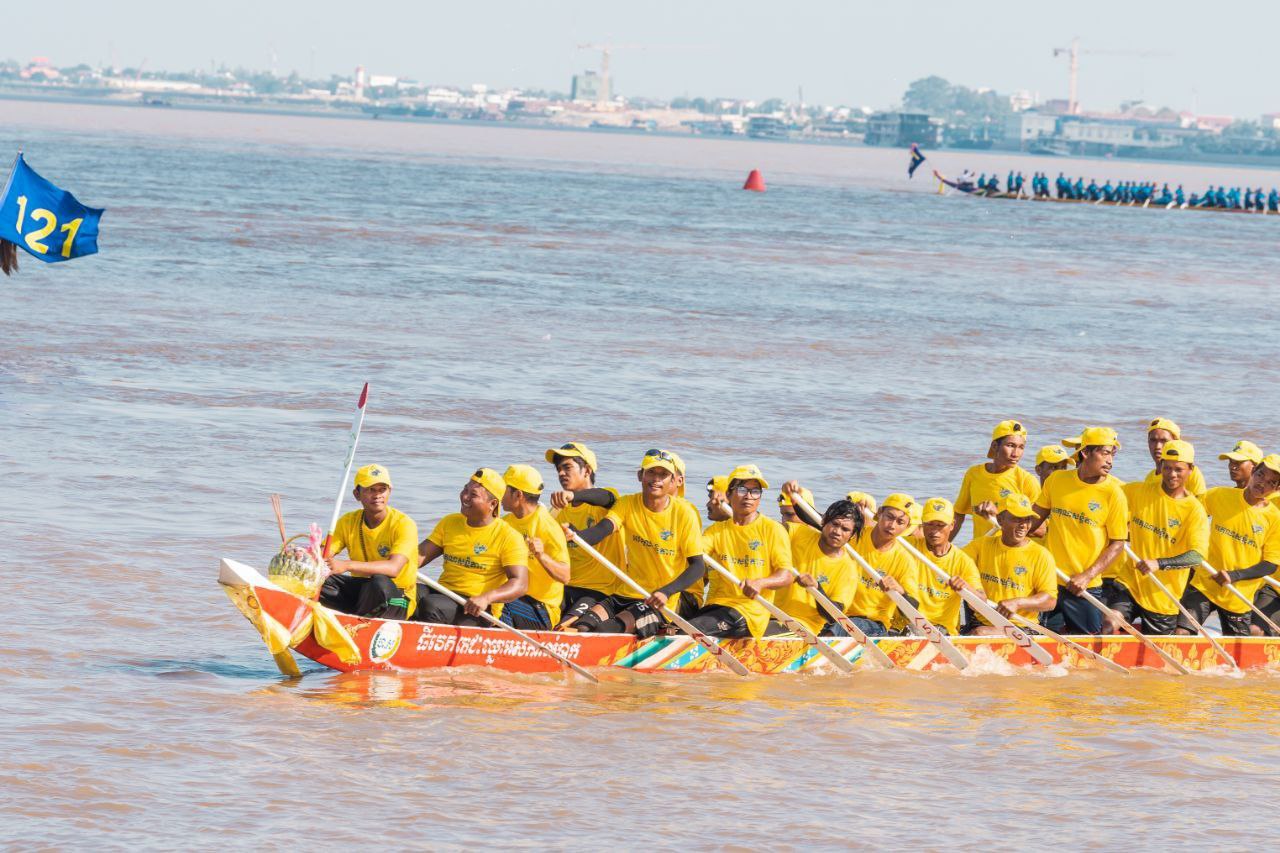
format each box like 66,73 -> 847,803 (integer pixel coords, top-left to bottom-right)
572,488 -> 617,509
573,518 -> 615,548
1156,550 -> 1204,571
903,594 -> 920,611
656,555 -> 707,599
1228,561 -> 1277,584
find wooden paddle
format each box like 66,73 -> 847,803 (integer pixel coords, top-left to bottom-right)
895,536 -> 1055,666
700,554 -> 856,674
322,383 -> 369,559
1008,612 -> 1130,674
563,529 -> 752,677
790,495 -> 969,670
1054,568 -> 1189,674
784,569 -> 898,669
415,572 -> 598,683
1123,545 -> 1238,671
1204,561 -> 1280,635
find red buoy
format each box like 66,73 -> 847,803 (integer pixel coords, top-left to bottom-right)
742,169 -> 766,192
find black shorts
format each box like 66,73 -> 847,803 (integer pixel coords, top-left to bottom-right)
1177,585 -> 1254,636
605,592 -> 700,638
1108,583 -> 1177,635
320,574 -> 410,620
684,603 -> 750,639
1254,583 -> 1280,636
558,585 -> 612,626
1098,577 -> 1125,608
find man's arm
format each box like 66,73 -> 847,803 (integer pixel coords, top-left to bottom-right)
570,517 -> 616,548
418,539 -> 444,567
464,564 -> 530,617
1068,539 -> 1126,592
327,553 -> 408,578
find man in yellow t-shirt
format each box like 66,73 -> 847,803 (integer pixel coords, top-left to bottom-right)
1111,441 -> 1210,635
1033,445 -> 1074,487
963,493 -> 1057,633
545,441 -> 627,628
846,494 -> 923,636
1218,440 -> 1264,490
913,498 -> 982,635
1141,418 -> 1207,498
500,464 -> 570,630
693,465 -> 794,638
952,420 -> 1041,541
1031,426 -> 1128,634
1183,454 -> 1280,636
320,463 -> 420,620
773,493 -> 863,636
563,448 -> 707,637
707,475 -> 733,523
777,485 -> 813,528
415,468 -> 529,626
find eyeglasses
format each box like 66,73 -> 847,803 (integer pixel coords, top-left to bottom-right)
732,485 -> 763,498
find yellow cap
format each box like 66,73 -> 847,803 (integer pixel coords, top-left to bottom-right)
726,463 -> 770,489
908,501 -> 923,527
921,497 -> 955,525
999,492 -> 1039,519
991,420 -> 1029,441
1219,440 -> 1264,464
1259,454 -> 1280,476
880,493 -> 916,515
354,464 -> 392,488
1077,427 -> 1121,450
1061,434 -> 1083,449
778,486 -> 814,508
503,464 -> 544,495
1159,440 -> 1195,464
846,491 -> 878,512
640,448 -> 679,475
707,475 -> 730,495
544,441 -> 598,473
1035,445 -> 1073,466
1147,417 -> 1181,438
470,467 -> 506,503
667,450 -> 687,475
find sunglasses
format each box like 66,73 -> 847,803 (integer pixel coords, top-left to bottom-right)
644,448 -> 674,463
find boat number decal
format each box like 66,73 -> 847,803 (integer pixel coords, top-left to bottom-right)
369,621 -> 403,663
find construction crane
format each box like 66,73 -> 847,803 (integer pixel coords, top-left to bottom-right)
576,43 -> 645,108
1052,38 -> 1171,115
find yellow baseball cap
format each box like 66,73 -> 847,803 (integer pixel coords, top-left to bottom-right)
1219,440 -> 1264,464
778,486 -> 814,508
1077,427 -> 1121,450
503,464 -> 544,495
880,493 -> 916,515
999,492 -> 1039,519
470,467 -> 506,503
991,420 -> 1029,441
1259,454 -> 1280,476
726,464 -> 770,489
1061,434 -> 1083,449
846,491 -> 877,512
668,450 -> 688,496
707,475 -> 730,494
1147,417 -> 1181,438
1159,440 -> 1195,465
544,441 -> 598,472
921,497 -> 955,524
640,448 -> 679,475
354,464 -> 392,488
1035,445 -> 1073,466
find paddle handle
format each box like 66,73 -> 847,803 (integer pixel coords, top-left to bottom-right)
784,568 -> 897,669
323,383 -> 369,558
1123,545 -> 1237,671
564,529 -> 751,676
1054,567 -> 1190,674
415,572 -> 597,683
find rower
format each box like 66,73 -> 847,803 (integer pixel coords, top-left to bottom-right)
1175,185 -> 1185,206
692,465 -> 794,638
415,468 -> 529,626
318,463 -> 420,620
499,464 -> 570,630
1182,454 -> 1280,637
707,475 -> 732,522
1108,440 -> 1209,635
563,448 -> 707,636
774,487 -> 863,636
545,441 -> 627,629
1033,444 -> 1073,486
963,493 -> 1057,635
952,419 -> 1040,541
1143,418 -> 1206,496
1056,172 -> 1068,198
1031,427 -> 1128,634
844,494 -> 924,637
777,484 -> 814,528
914,498 -> 982,635
1218,440 -> 1264,489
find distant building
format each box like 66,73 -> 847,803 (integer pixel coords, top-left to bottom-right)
571,71 -> 609,104
1263,113 -> 1280,130
1005,111 -> 1060,146
865,112 -> 939,147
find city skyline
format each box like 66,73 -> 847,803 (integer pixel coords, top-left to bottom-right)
4,0 -> 1278,118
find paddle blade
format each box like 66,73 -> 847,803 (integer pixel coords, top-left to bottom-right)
357,382 -> 369,408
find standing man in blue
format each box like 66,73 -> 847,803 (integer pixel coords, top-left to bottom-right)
1175,185 -> 1186,206
1056,172 -> 1068,198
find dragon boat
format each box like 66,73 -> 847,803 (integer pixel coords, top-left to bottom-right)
220,558 -> 1280,676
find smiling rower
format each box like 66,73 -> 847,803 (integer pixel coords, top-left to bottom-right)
964,493 -> 1057,634
499,464 -> 570,630
1142,418 -> 1206,498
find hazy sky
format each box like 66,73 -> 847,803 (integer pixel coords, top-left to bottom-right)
5,1 -> 1277,117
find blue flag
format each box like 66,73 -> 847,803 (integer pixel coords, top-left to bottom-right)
0,153 -> 104,263
908,144 -> 926,179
